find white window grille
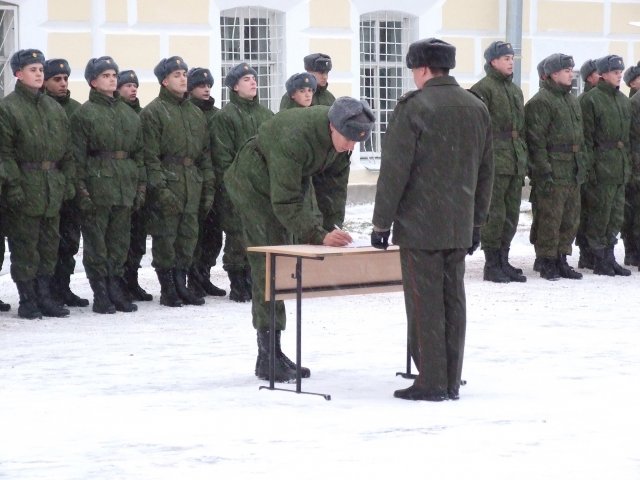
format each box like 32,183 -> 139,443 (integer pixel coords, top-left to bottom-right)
0,3 -> 18,98
220,7 -> 284,112
359,11 -> 417,170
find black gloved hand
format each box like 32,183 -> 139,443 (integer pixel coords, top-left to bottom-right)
371,229 -> 390,250
467,226 -> 481,255
157,188 -> 180,216
133,185 -> 146,211
538,172 -> 554,195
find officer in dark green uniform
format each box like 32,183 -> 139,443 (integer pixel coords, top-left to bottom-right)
0,49 -> 75,319
470,41 -> 527,283
225,97 -> 372,383
0,141 -> 7,312
141,56 -> 215,307
42,58 -> 89,308
525,53 -> 586,280
117,69 -> 152,302
72,56 -> 145,313
372,38 -> 493,401
621,62 -> 640,267
304,53 -> 335,107
279,72 -> 317,110
580,55 -> 631,276
211,63 -> 273,302
186,67 -> 226,299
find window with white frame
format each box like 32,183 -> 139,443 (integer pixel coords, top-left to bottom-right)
0,3 -> 18,98
220,7 -> 284,112
359,12 -> 417,169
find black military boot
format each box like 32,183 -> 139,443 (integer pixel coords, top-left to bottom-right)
244,265 -> 253,300
483,249 -> 510,283
198,266 -> 226,296
255,329 -> 297,383
155,268 -> 183,307
592,248 -> 614,276
16,280 -> 42,319
174,269 -> 205,305
607,246 -> 631,276
88,277 -> 116,314
557,254 -> 582,280
124,266 -> 153,301
578,247 -> 594,270
53,272 -> 89,307
0,298 -> 10,312
499,247 -> 526,282
539,257 -> 560,281
36,275 -> 70,317
622,239 -> 639,266
187,266 -> 207,298
533,257 -> 542,272
229,270 -> 251,302
107,276 -> 138,312
275,330 -> 311,378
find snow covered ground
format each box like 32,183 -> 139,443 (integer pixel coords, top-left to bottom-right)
1,202 -> 639,479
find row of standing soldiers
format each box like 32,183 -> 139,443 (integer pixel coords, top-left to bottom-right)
470,41 -> 640,282
0,49 -> 336,319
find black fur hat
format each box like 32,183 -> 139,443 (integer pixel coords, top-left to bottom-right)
328,97 -> 375,142
596,55 -> 624,74
84,56 -> 119,85
154,56 -> 188,83
224,62 -> 258,89
285,72 -> 317,96
117,70 -> 139,89
10,49 -> 45,75
304,53 -> 332,73
187,67 -> 213,91
44,58 -> 71,80
543,53 -> 575,75
406,38 -> 456,70
623,62 -> 640,87
484,41 -> 514,63
580,59 -> 597,82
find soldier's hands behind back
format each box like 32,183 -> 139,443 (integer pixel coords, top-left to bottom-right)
539,172 -> 554,194
467,226 -> 481,255
371,229 -> 390,250
64,182 -> 76,201
133,186 -> 146,211
5,184 -> 25,209
77,194 -> 96,216
157,188 -> 180,216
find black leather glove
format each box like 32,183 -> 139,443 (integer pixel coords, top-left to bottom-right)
5,184 -> 25,210
539,172 -> 554,194
467,226 -> 481,255
371,229 -> 390,250
76,190 -> 96,216
156,188 -> 180,216
133,185 -> 146,211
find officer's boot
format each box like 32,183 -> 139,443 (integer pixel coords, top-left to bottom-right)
244,265 -> 253,300
155,268 -> 183,307
0,298 -> 10,312
557,254 -> 583,279
174,268 -> 205,305
107,276 -> 138,312
124,265 -> 153,302
607,246 -> 631,276
88,277 -> 116,314
199,266 -> 226,296
255,329 -> 297,383
36,275 -> 70,317
228,270 -> 251,302
275,330 -> 310,378
592,248 -> 614,276
623,239 -> 639,266
55,272 -> 89,307
483,249 -> 511,283
187,266 -> 207,298
499,247 -> 526,282
578,246 -> 594,270
16,280 -> 42,319
539,257 -> 560,281
533,257 -> 542,272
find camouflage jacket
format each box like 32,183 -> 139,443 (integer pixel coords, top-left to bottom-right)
279,94 -> 305,111
524,78 -> 586,186
0,80 -> 74,217
189,96 -> 219,125
629,91 -> 640,181
71,89 -> 145,207
580,81 -> 631,184
46,90 -> 81,118
121,97 -> 142,114
470,64 -> 527,176
311,84 -> 335,107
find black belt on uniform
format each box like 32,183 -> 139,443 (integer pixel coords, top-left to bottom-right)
596,140 -> 626,151
161,155 -> 194,166
90,150 -> 129,160
493,130 -> 519,140
547,143 -> 581,153
21,160 -> 60,171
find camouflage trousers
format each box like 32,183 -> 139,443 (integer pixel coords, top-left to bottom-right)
621,180 -> 640,253
575,182 -> 596,250
149,209 -> 199,271
481,174 -> 523,250
81,205 -> 131,280
218,187 -> 248,274
192,186 -> 223,270
124,207 -> 148,272
584,183 -> 625,250
6,212 -> 60,282
53,200 -> 82,279
400,247 -> 466,395
533,183 -> 580,258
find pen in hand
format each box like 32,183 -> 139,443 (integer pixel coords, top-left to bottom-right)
323,224 -> 353,246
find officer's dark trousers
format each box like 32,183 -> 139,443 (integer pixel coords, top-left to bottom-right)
192,188 -> 223,270
124,207 -> 148,272
400,248 -> 466,396
81,205 -> 131,279
54,200 -> 82,280
621,180 -> 640,252
218,187 -> 248,273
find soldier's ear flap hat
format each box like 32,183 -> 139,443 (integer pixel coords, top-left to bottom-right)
117,70 -> 139,89
543,53 -> 575,75
304,53 -> 332,73
579,59 -> 597,82
285,72 -> 317,96
328,96 -> 375,142
84,56 -> 119,85
187,67 -> 214,91
154,56 -> 188,84
44,58 -> 71,81
623,62 -> 640,87
10,49 -> 45,75
483,41 -> 515,63
224,62 -> 258,89
406,38 -> 456,70
596,55 -> 624,74
536,58 -> 548,80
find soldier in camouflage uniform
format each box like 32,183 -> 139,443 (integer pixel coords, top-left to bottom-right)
141,56 -> 215,307
72,56 -> 145,313
621,63 -> 640,268
0,135 -> 7,312
580,55 -> 632,276
470,41 -> 527,283
225,97 -> 371,383
42,58 -> 89,308
211,63 -> 273,302
0,49 -> 75,319
304,53 -> 335,107
279,72 -> 317,110
525,54 -> 586,280
186,67 -> 226,298
117,70 -> 153,302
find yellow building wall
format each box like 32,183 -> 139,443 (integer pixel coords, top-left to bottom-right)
137,0 -> 210,24
611,3 -> 640,35
169,36 -> 210,68
309,39 -> 352,71
47,32 -> 93,73
105,35 -> 161,70
537,1 -> 603,34
441,37 -> 475,74
106,0 -> 129,23
442,0 -> 500,31
48,0 -> 91,22
309,0 -> 350,28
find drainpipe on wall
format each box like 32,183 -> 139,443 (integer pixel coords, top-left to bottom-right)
506,0 -> 523,87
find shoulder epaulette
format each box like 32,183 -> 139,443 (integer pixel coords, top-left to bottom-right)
466,89 -> 486,103
398,89 -> 420,104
